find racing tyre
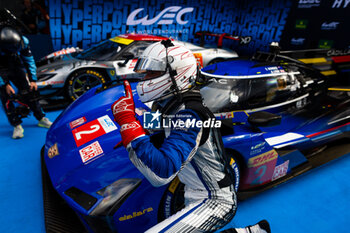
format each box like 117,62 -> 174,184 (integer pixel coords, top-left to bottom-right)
158,177 -> 185,222
158,153 -> 241,222
66,69 -> 107,101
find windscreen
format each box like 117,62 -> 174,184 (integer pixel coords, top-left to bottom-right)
75,40 -> 127,61
201,74 -> 296,112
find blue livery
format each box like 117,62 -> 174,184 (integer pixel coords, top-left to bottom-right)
42,50 -> 350,232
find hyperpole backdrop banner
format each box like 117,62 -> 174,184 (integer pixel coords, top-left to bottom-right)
47,0 -> 349,55
48,0 -> 292,54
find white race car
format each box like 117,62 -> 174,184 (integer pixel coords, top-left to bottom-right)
36,33 -> 242,104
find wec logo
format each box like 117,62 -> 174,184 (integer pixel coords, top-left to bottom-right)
126,6 -> 194,26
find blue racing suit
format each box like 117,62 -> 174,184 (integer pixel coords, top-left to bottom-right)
0,36 -> 45,126
127,96 -> 237,232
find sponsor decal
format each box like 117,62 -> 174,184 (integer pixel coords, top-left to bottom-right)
126,6 -> 194,26
135,107 -> 147,116
193,53 -> 203,68
244,149 -> 278,187
69,116 -> 87,129
291,38 -> 306,45
298,0 -> 321,8
168,177 -> 180,194
128,59 -> 138,69
295,19 -> 308,29
327,49 -> 350,56
79,141 -> 103,163
72,115 -> 117,147
230,158 -> 240,191
321,22 -> 339,30
318,39 -> 334,49
48,143 -> 59,158
251,142 -> 266,150
332,0 -> 350,8
109,70 -> 115,76
248,150 -> 278,168
119,207 -> 153,221
272,160 -> 289,181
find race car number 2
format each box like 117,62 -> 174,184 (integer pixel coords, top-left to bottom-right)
72,115 -> 117,147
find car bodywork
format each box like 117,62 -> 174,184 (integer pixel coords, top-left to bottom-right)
36,34 -> 238,106
41,48 -> 350,232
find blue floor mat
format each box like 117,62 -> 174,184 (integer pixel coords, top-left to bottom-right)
0,109 -> 349,233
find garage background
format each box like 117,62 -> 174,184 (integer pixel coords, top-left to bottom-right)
1,0 -> 349,59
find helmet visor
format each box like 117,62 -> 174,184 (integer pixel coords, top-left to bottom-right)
134,56 -> 166,74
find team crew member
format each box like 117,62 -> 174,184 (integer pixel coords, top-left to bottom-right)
0,26 -> 52,139
111,40 -> 270,233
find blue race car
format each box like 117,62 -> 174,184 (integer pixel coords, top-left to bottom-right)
41,46 -> 350,232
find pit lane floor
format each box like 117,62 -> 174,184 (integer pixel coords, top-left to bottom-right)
0,110 -> 349,233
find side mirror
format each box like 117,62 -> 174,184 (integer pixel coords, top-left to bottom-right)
248,111 -> 281,127
118,53 -> 134,67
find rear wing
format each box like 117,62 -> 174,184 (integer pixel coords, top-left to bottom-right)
195,31 -> 251,48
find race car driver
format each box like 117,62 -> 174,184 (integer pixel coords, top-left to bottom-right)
0,26 -> 52,139
111,40 -> 270,233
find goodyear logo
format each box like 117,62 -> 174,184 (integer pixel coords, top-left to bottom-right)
248,150 -> 278,168
295,19 -> 308,29
119,207 -> 153,221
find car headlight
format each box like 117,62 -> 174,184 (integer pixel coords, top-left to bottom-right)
38,73 -> 57,81
90,178 -> 142,216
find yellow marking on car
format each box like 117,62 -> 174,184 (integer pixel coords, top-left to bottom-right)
328,87 -> 350,91
119,207 -> 153,221
110,37 -> 134,45
298,57 -> 327,64
321,70 -> 337,76
168,176 -> 180,194
248,150 -> 278,168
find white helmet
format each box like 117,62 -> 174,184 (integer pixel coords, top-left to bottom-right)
134,40 -> 197,103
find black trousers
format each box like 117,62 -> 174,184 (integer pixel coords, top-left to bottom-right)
0,67 -> 45,127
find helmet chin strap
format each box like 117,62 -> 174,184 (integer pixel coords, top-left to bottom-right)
161,39 -> 182,102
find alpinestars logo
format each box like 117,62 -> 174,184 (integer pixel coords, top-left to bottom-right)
321,22 -> 339,30
298,0 -> 321,8
291,38 -> 305,45
127,6 -> 194,26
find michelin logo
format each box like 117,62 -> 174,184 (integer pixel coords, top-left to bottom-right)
127,6 -> 194,26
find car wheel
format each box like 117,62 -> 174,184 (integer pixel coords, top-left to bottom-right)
226,152 -> 241,192
66,69 -> 107,101
207,58 -> 225,66
158,177 -> 185,222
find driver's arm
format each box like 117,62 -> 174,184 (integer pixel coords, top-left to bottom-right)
127,109 -> 202,187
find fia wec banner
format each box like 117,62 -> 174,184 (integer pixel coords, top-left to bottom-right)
48,0 -> 349,54
48,0 -> 292,54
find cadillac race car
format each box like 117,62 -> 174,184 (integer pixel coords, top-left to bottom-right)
36,33 -> 240,107
41,46 -> 350,232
